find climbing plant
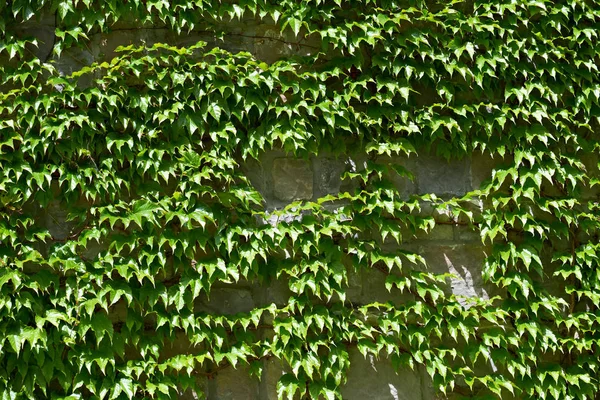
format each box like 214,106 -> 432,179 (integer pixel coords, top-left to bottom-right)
1,0 -> 600,399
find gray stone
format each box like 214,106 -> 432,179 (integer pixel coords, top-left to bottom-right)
82,239 -> 108,261
272,158 -> 313,201
470,152 -> 501,190
210,365 -> 260,400
52,48 -> 95,78
90,28 -> 164,62
359,268 -> 414,305
414,224 -> 454,241
579,153 -> 600,200
416,155 -> 470,197
197,286 -> 255,315
241,157 -> 267,199
259,358 -> 288,400
388,156 -> 418,199
455,199 -> 484,225
419,244 -> 499,307
253,24 -> 295,64
161,332 -> 191,359
253,23 -> 320,63
179,387 -> 203,400
266,278 -> 292,306
454,226 -> 481,242
107,301 -> 128,323
341,348 -> 429,400
13,10 -> 56,62
260,209 -> 305,226
313,157 -> 345,198
45,201 -> 77,241
345,265 -> 363,303
416,202 -> 453,224
10,13 -> 558,400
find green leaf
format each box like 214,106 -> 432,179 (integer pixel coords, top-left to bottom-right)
91,313 -> 114,345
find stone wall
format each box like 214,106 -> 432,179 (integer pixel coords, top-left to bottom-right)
233,151 -> 496,400
11,10 -> 510,400
38,148 -> 500,400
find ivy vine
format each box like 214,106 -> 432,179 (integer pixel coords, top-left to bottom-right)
1,0 -> 600,399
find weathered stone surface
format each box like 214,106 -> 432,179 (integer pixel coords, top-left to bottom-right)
91,28 -> 165,62
420,244 -> 498,307
579,152 -> 600,200
196,286 -> 255,315
260,208 -> 305,226
210,365 -> 260,400
388,156 -> 418,199
254,23 -> 321,63
313,157 -> 345,198
107,301 -> 128,323
416,154 -> 470,197
44,201 -> 77,241
12,9 -> 55,61
253,24 -> 295,64
454,226 -> 481,242
52,47 -> 95,77
356,268 -> 414,305
179,387 -> 203,400
265,278 -> 292,306
470,152 -> 501,190
272,158 -> 313,201
241,157 -> 267,198
259,358 -> 288,400
82,239 -> 108,260
414,224 -> 454,241
345,266 -> 364,302
341,348 -> 431,400
161,332 -> 195,359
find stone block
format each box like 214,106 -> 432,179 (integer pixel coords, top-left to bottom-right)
414,224 -> 454,241
241,157 -> 267,198
454,226 -> 481,242
260,209 -> 305,226
579,152 -> 600,200
52,47 -> 95,76
272,158 -> 313,201
313,157 -> 345,198
210,365 -> 260,400
419,244 -> 500,307
345,266 -> 363,303
387,156 -> 418,200
107,300 -> 128,323
44,201 -> 77,241
91,28 -> 162,61
253,23 -> 320,63
160,332 -> 202,360
259,358 -> 288,400
470,152 -> 501,190
266,278 -> 292,306
196,286 -> 255,315
179,387 -> 205,400
416,202 -> 453,224
358,268 -> 414,306
253,25 -> 295,64
82,239 -> 108,261
416,155 -> 470,197
12,9 -> 55,62
341,348 -> 431,400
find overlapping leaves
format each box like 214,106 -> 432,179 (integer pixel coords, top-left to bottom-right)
1,0 -> 600,399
